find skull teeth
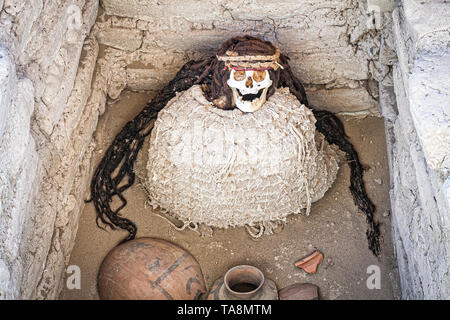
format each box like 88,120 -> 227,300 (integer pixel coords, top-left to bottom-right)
231,87 -> 268,113
237,89 -> 264,101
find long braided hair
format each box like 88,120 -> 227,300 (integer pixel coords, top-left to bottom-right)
88,35 -> 381,256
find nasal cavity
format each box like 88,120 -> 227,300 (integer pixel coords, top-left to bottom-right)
245,77 -> 253,88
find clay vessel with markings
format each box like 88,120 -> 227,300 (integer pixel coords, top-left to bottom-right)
98,237 -> 206,300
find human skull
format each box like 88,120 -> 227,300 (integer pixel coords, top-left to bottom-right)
227,69 -> 273,113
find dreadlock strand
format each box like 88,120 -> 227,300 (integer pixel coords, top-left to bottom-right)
276,58 -> 381,256
88,56 -> 215,243
312,110 -> 382,256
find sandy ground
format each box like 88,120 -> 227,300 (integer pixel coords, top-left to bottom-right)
60,90 -> 401,300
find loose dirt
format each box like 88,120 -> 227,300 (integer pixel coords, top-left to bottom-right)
60,90 -> 401,300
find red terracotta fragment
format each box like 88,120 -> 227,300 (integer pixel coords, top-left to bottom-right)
295,250 -> 324,274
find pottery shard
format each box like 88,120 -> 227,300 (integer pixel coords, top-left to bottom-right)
279,283 -> 319,300
295,250 -> 324,274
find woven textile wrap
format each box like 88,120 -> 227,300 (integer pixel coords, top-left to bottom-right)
145,85 -> 341,234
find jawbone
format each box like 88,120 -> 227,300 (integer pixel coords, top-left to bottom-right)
231,87 -> 268,113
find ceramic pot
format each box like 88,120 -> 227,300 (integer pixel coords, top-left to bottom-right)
207,265 -> 278,300
98,238 -> 206,300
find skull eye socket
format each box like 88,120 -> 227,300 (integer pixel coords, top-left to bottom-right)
253,70 -> 266,82
233,70 -> 246,81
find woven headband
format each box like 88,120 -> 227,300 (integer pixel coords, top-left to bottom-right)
217,48 -> 284,70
